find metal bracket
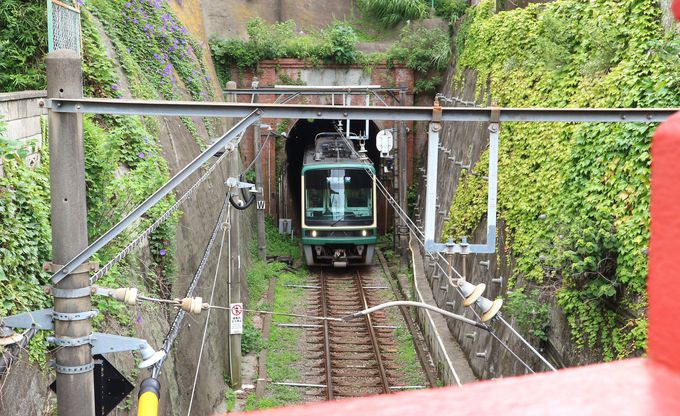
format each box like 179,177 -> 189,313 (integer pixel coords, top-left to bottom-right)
48,335 -> 92,347
51,361 -> 95,374
424,113 -> 499,255
48,286 -> 94,298
225,177 -> 256,192
44,261 -> 98,274
3,308 -> 98,329
432,99 -> 442,124
52,310 -> 98,321
90,332 -> 150,355
3,308 -> 55,330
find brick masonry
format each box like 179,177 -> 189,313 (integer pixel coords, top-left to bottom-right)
228,59 -> 418,234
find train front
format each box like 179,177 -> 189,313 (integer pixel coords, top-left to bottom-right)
301,164 -> 377,267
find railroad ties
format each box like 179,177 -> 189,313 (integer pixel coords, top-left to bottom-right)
306,268 -> 398,400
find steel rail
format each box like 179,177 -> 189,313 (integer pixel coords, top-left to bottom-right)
319,270 -> 335,401
49,110 -> 261,284
355,270 -> 391,394
46,98 -> 679,122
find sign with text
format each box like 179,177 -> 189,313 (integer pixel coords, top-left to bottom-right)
230,303 -> 243,335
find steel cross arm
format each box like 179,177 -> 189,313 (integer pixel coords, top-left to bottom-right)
46,98 -> 679,122
223,87 -> 402,95
49,110 -> 261,284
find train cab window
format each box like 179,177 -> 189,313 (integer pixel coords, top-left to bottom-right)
304,168 -> 373,226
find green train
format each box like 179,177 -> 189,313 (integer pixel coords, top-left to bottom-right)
301,132 -> 377,267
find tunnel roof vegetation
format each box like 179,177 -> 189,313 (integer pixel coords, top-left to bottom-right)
209,10 -> 455,90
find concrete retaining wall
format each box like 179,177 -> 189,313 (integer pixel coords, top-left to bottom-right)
0,90 -> 46,176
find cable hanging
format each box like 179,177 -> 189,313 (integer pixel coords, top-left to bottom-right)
187,205 -> 230,415
150,195 -> 231,379
333,123 -> 554,373
90,149 -> 232,284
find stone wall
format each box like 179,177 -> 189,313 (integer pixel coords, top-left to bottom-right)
201,0 -> 357,40
0,90 -> 46,176
412,61 -> 595,380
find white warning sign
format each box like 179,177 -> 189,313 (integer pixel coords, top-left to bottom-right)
230,303 -> 243,335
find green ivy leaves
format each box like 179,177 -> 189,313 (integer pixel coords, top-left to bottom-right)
446,0 -> 678,360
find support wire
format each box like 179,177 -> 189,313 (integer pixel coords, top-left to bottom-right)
151,195 -> 231,379
187,206 -> 230,415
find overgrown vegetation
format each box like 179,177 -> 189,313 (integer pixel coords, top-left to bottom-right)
504,288 -> 551,342
0,0 -> 47,91
210,18 -> 360,79
211,15 -> 450,97
243,220 -> 306,410
0,0 -> 219,370
358,0 -> 428,27
445,0 -> 679,360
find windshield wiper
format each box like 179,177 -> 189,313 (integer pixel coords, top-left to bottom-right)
330,216 -> 345,226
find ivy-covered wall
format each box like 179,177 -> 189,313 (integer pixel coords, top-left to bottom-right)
442,0 -> 680,363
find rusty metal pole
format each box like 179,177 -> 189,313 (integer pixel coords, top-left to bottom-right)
226,80 -> 242,387
46,49 -> 95,416
253,79 -> 267,260
398,86 -> 409,257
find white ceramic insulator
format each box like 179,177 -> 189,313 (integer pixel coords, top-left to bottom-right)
111,287 -> 138,305
180,297 -> 203,314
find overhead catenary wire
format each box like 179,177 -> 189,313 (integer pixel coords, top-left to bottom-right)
333,122 -> 550,373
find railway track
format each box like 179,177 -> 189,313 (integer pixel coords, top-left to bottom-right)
307,268 -> 397,399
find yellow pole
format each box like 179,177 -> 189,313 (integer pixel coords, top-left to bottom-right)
137,378 -> 160,416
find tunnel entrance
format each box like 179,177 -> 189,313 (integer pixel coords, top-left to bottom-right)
282,118 -> 393,235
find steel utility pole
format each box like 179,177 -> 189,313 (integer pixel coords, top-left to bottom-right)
253,79 -> 267,260
226,80 -> 242,387
398,86 -> 409,257
46,49 -> 95,416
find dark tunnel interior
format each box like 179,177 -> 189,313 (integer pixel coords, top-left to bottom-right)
285,119 -> 382,225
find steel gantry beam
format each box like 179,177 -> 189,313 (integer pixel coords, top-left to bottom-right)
43,96 -> 680,267
45,98 -> 678,122
49,110 -> 261,284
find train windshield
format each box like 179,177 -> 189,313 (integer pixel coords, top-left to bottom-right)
304,168 -> 373,226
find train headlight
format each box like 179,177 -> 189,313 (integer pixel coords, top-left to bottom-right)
361,230 -> 368,237
311,230 -> 318,237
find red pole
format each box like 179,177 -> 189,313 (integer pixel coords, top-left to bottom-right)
649,111 -> 680,372
672,0 -> 680,20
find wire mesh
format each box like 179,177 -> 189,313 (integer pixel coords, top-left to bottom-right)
48,0 -> 81,54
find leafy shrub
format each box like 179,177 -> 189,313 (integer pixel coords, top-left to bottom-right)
433,0 -> 468,23
504,289 -> 551,341
0,0 -> 47,91
324,24 -> 359,65
242,320 -> 265,354
388,26 -> 451,72
359,0 -> 428,27
247,18 -> 296,61
211,19 -> 360,79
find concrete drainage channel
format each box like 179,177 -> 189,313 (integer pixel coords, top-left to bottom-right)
242,262 -> 435,409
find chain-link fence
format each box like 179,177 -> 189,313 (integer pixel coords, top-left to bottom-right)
47,0 -> 81,55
